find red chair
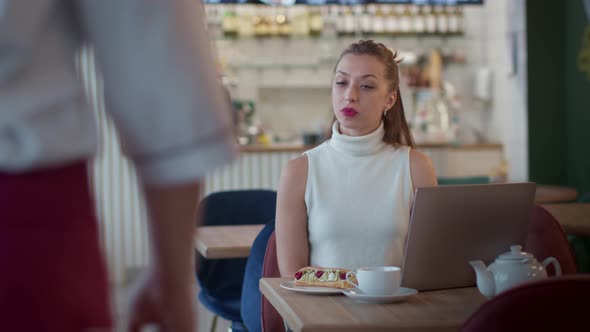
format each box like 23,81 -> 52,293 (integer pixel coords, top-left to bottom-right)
525,205 -> 577,275
261,231 -> 285,332
461,275 -> 590,331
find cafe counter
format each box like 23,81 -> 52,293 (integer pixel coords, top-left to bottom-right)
202,142 -> 504,195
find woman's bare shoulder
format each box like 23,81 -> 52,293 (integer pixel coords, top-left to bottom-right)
409,149 -> 437,188
409,149 -> 431,165
278,154 -> 309,196
282,154 -> 308,179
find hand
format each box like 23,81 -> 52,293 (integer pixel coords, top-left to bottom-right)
127,268 -> 196,332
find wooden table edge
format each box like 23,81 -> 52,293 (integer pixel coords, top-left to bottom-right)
194,224 -> 264,259
260,278 -> 476,332
535,186 -> 579,204
195,238 -> 209,258
207,247 -> 252,259
260,278 -> 305,332
541,203 -> 590,236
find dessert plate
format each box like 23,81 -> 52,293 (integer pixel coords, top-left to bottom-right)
341,287 -> 418,303
280,281 -> 343,295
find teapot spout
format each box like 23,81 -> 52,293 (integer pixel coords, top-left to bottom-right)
469,260 -> 495,298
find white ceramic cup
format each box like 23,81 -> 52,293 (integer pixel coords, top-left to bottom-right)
345,266 -> 401,296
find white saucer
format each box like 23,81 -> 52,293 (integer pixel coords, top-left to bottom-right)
279,281 -> 343,295
341,287 -> 418,303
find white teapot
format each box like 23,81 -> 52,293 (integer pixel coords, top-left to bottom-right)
469,245 -> 561,299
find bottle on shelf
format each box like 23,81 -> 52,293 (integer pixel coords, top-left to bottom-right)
428,49 -> 443,90
343,6 -> 356,36
424,5 -> 437,34
205,5 -> 222,39
352,5 -> 364,36
413,5 -> 426,34
448,6 -> 464,34
291,6 -> 310,37
277,11 -> 292,38
385,5 -> 400,36
254,11 -> 270,38
435,5 -> 448,35
399,5 -> 413,35
373,5 -> 386,36
268,7 -> 280,38
360,5 -> 372,35
457,6 -> 465,34
237,5 -> 255,38
335,6 -> 345,36
413,49 -> 459,143
222,5 -> 238,38
309,8 -> 323,37
321,5 -> 337,38
422,88 -> 456,143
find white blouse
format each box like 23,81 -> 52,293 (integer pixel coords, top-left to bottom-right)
0,0 -> 235,184
304,121 -> 414,270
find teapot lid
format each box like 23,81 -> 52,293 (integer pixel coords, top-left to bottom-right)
497,245 -> 534,260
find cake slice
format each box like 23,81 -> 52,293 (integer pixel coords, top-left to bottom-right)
294,266 -> 358,289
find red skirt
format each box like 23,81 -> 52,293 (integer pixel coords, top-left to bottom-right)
0,162 -> 112,331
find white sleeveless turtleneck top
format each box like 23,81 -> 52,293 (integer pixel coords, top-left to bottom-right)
304,121 -> 414,270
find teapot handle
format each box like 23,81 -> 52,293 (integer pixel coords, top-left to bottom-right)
542,257 -> 562,276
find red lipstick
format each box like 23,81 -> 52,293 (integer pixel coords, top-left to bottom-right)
341,107 -> 358,117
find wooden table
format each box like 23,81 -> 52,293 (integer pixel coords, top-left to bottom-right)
260,278 -> 487,332
542,203 -> 590,236
194,224 -> 264,259
535,185 -> 579,203
193,203 -> 590,259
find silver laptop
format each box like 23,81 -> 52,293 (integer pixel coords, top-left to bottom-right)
401,182 -> 536,291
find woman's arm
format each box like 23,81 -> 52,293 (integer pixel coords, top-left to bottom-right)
276,155 -> 310,278
410,149 -> 438,189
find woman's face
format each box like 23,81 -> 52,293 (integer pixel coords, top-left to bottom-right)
332,54 -> 396,137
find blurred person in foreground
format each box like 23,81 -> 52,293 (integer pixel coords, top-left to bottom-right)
0,1 -> 235,331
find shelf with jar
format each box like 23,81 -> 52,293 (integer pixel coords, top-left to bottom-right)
221,45 -> 465,71
405,49 -> 467,145
204,4 -> 466,40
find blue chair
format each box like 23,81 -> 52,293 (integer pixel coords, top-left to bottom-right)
196,190 -> 277,332
241,220 -> 276,332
